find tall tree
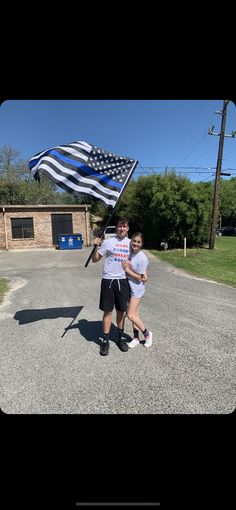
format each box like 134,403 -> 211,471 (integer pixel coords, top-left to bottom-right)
219,177 -> 236,226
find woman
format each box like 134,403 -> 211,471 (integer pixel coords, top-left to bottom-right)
122,232 -> 153,348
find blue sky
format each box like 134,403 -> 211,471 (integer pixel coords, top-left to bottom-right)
0,99 -> 235,183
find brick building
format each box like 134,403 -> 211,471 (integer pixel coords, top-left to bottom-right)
0,205 -> 91,250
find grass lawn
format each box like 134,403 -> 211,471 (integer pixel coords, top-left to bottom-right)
150,237 -> 236,287
0,278 -> 8,304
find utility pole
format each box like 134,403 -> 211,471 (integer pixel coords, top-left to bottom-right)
208,100 -> 233,250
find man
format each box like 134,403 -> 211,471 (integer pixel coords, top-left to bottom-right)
92,217 -> 131,356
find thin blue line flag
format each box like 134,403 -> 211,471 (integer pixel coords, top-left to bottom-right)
29,140 -> 138,208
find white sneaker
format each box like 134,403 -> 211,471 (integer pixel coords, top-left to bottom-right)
144,331 -> 153,348
128,338 -> 140,349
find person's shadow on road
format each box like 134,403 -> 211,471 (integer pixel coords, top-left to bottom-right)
67,319 -> 132,347
14,309 -> 132,347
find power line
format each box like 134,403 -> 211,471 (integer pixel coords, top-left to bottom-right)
134,166 -> 236,175
174,130 -> 208,166
169,103 -> 207,160
201,173 -> 215,182
136,165 -> 218,170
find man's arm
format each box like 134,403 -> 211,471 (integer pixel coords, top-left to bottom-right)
92,238 -> 103,263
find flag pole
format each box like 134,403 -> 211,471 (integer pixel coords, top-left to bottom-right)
61,314 -> 77,338
84,160 -> 138,268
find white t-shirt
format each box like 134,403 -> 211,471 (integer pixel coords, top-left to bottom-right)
98,236 -> 130,279
127,250 -> 148,298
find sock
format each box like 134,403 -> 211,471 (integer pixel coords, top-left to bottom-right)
103,333 -> 109,342
118,328 -> 124,340
133,329 -> 139,339
142,328 -> 149,338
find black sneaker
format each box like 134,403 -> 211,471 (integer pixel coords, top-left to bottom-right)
100,339 -> 110,356
117,337 -> 128,352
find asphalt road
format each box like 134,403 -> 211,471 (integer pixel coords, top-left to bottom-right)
0,247 -> 235,414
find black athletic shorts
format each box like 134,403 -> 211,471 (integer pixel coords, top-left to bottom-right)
99,278 -> 130,312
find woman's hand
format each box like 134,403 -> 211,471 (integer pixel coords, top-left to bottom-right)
141,273 -> 148,282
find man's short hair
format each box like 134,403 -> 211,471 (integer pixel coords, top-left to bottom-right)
115,217 -> 129,226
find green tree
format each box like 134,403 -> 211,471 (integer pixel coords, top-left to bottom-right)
116,172 -> 213,248
219,177 -> 236,227
0,146 -> 20,174
0,146 -> 60,205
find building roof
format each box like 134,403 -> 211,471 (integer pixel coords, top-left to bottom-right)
0,204 -> 91,210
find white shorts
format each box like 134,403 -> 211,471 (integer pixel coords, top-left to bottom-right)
130,288 -> 145,299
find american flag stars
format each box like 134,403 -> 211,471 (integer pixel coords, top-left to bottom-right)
88,148 -> 134,184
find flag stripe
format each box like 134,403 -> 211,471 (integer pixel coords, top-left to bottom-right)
38,162 -> 120,199
38,167 -> 117,207
29,141 -> 92,164
29,145 -> 89,170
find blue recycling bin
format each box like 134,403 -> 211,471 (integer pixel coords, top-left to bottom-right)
58,234 -> 83,250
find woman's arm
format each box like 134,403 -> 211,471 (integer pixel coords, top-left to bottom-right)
121,261 -> 146,282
